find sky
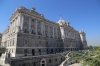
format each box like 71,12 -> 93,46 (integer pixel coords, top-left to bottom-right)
0,0 -> 100,46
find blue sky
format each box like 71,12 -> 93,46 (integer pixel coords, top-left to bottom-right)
0,0 -> 100,46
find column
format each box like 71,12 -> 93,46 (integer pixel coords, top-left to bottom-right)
53,27 -> 54,38
10,22 -> 12,34
41,22 -> 44,35
19,13 -> 24,33
14,19 -> 16,32
12,22 -> 14,32
29,17 -> 31,34
65,30 -> 67,38
15,18 -> 17,33
16,18 -> 19,32
56,28 -> 58,39
13,21 -> 15,32
14,19 -> 16,33
35,20 -> 37,34
44,24 -> 45,36
60,27 -> 65,39
48,26 -> 50,38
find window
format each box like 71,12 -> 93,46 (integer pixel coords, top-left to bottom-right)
33,62 -> 36,66
10,40 -> 11,46
32,30 -> 34,34
39,41 -> 41,44
24,28 -> 27,33
25,40 -> 27,44
39,49 -> 41,52
61,57 -> 63,60
24,49 -> 28,53
12,39 -> 14,46
32,19 -> 34,22
12,49 -> 13,53
46,49 -> 49,54
32,39 -> 34,44
46,42 -> 48,45
41,61 -> 46,66
51,49 -> 53,53
49,59 -> 51,63
55,58 -> 57,62
39,49 -> 41,55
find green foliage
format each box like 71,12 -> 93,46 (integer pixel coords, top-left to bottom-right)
88,45 -> 93,50
69,48 -> 100,66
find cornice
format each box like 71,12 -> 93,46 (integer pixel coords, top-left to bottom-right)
10,7 -> 58,27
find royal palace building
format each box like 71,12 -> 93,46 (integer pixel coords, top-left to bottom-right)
1,6 -> 87,58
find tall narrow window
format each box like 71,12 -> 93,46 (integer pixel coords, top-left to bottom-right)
24,28 -> 27,33
39,49 -> 41,52
49,59 -> 51,63
13,39 -> 14,46
32,30 -> 34,34
39,41 -> 41,44
32,39 -> 34,44
25,40 -> 27,44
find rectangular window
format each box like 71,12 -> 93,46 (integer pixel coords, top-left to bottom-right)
39,49 -> 41,52
25,40 -> 27,44
32,39 -> 34,44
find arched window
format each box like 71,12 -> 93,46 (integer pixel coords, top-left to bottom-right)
40,58 -> 46,66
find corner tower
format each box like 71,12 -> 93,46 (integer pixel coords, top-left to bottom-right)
57,17 -> 70,39
79,31 -> 87,49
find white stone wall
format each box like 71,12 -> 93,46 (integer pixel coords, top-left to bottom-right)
1,7 -> 87,58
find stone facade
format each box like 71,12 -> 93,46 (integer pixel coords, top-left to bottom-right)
1,6 -> 87,58
7,52 -> 66,66
0,33 -> 2,47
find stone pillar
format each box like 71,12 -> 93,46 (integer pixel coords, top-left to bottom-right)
53,27 -> 54,38
35,20 -> 37,34
56,28 -> 58,39
16,18 -> 19,32
44,24 -> 45,36
14,19 -> 17,32
66,30 -> 67,38
14,19 -> 16,32
60,27 -> 65,39
48,26 -> 50,38
12,22 -> 14,33
10,22 -> 12,34
13,21 -> 15,32
19,13 -> 24,33
41,22 -> 44,35
29,17 -> 31,34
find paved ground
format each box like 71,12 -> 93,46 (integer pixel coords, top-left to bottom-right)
69,63 -> 81,66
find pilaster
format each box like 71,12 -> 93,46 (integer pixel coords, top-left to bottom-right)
41,22 -> 44,36
35,20 -> 37,35
53,27 -> 54,38
43,24 -> 45,36
19,13 -> 24,33
48,26 -> 50,38
29,17 -> 31,34
56,28 -> 58,39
